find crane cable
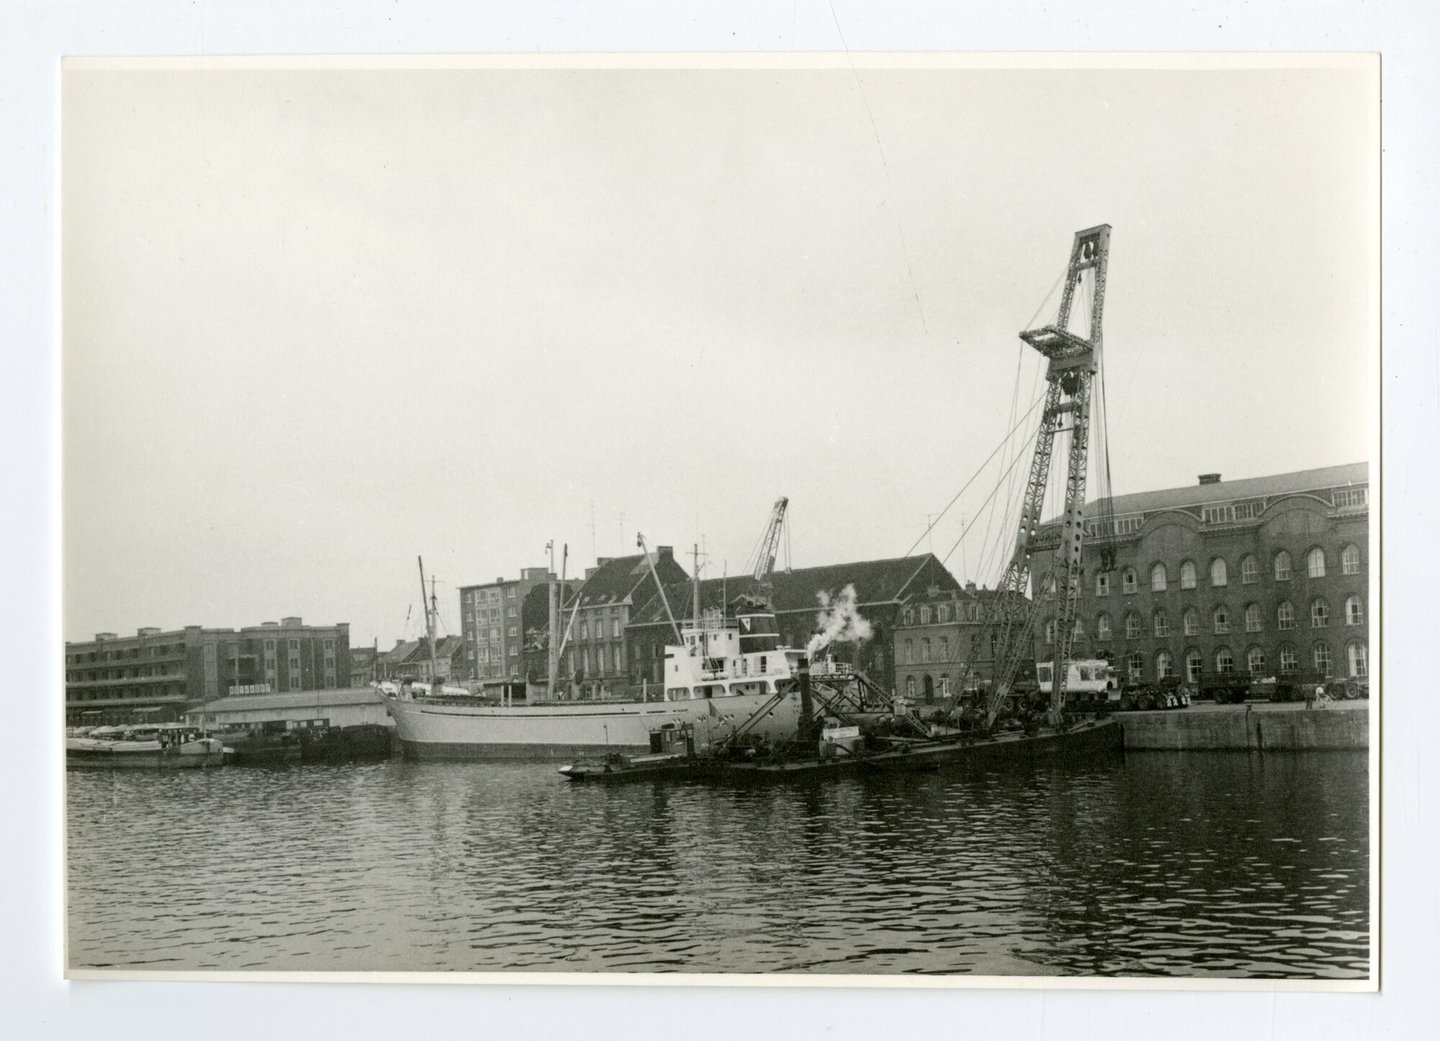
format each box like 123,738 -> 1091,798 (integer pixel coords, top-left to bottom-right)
904,267 -> 1065,565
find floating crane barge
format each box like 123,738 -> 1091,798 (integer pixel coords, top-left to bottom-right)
563,224 -> 1127,785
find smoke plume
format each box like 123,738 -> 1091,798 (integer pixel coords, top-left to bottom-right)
806,584 -> 874,657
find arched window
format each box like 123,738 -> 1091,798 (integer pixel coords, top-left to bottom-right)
1213,604 -> 1230,634
1180,560 -> 1197,589
1313,642 -> 1333,677
1311,598 -> 1330,628
1277,600 -> 1295,630
936,604 -> 949,623
903,609 -> 914,626
938,636 -> 949,663
1246,645 -> 1266,676
1341,543 -> 1361,575
1244,602 -> 1262,632
1346,641 -> 1368,678
1153,609 -> 1170,637
1185,649 -> 1203,683
1150,563 -> 1168,592
1274,550 -> 1293,581
1240,554 -> 1259,584
1096,613 -> 1112,640
1126,652 -> 1143,682
1095,572 -> 1110,597
919,605 -> 931,624
1122,567 -> 1138,594
1278,643 -> 1299,674
921,638 -> 932,662
906,676 -> 916,698
1210,558 -> 1228,587
1215,646 -> 1235,674
1307,546 -> 1326,579
1345,595 -> 1364,625
1072,617 -> 1086,641
1125,611 -> 1141,639
1183,607 -> 1200,636
923,675 -> 935,704
904,639 -> 913,664
1156,650 -> 1174,679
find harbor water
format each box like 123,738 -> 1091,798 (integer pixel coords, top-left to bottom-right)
66,751 -> 1369,978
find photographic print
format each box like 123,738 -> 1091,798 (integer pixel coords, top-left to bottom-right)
62,54 -> 1378,984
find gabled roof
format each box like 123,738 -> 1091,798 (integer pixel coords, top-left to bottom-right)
567,552 -> 689,611
1078,462 -> 1369,520
904,584 -> 1019,607
628,554 -> 957,627
377,639 -> 421,666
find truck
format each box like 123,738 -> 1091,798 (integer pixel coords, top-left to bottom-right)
1037,659 -> 1122,712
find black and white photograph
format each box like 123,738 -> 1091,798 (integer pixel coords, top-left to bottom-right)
55,52 -> 1381,988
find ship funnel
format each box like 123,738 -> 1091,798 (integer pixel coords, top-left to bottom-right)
797,654 -> 816,745
735,609 -> 780,654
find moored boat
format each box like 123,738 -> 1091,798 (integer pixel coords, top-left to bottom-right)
215,723 -> 302,766
66,723 -> 226,769
385,606 -> 807,760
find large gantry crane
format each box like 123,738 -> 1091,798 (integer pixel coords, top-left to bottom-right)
975,224 -> 1112,729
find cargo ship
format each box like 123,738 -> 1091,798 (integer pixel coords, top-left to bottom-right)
383,605 -> 806,760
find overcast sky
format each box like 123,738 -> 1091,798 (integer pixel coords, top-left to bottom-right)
62,57 -> 1378,647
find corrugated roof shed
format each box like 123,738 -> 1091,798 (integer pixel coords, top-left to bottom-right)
186,687 -> 385,716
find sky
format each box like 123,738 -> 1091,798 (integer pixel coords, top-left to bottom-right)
61,57 -> 1379,648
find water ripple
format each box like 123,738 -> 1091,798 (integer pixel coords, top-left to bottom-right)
67,751 -> 1369,977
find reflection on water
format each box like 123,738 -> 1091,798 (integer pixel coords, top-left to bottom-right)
67,751 -> 1368,977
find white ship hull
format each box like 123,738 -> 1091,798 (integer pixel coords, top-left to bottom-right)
385,690 -> 803,761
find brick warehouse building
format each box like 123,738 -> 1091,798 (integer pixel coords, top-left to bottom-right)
625,554 -> 961,695
1030,462 -> 1370,692
891,582 -> 1029,704
64,618 -> 351,725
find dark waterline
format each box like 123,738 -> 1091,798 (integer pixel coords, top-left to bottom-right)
66,751 -> 1369,977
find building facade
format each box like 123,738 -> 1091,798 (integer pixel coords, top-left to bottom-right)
1032,462 -> 1370,690
458,566 -> 559,685
64,617 -> 351,725
891,582 -> 1025,704
557,546 -> 689,698
625,554 -> 961,694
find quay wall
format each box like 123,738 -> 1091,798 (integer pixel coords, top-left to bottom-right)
1118,706 -> 1368,751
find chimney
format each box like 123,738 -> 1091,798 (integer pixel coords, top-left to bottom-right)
281,616 -> 302,627
137,627 -> 160,637
95,632 -> 116,642
965,580 -> 977,594
1198,473 -> 1222,485
657,545 -> 674,558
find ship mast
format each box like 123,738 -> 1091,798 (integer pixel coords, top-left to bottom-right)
983,224 -> 1111,729
692,543 -> 703,656
418,555 -> 439,692
546,540 -> 558,699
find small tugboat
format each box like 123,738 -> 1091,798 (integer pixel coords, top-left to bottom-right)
215,721 -> 302,766
66,723 -> 226,769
